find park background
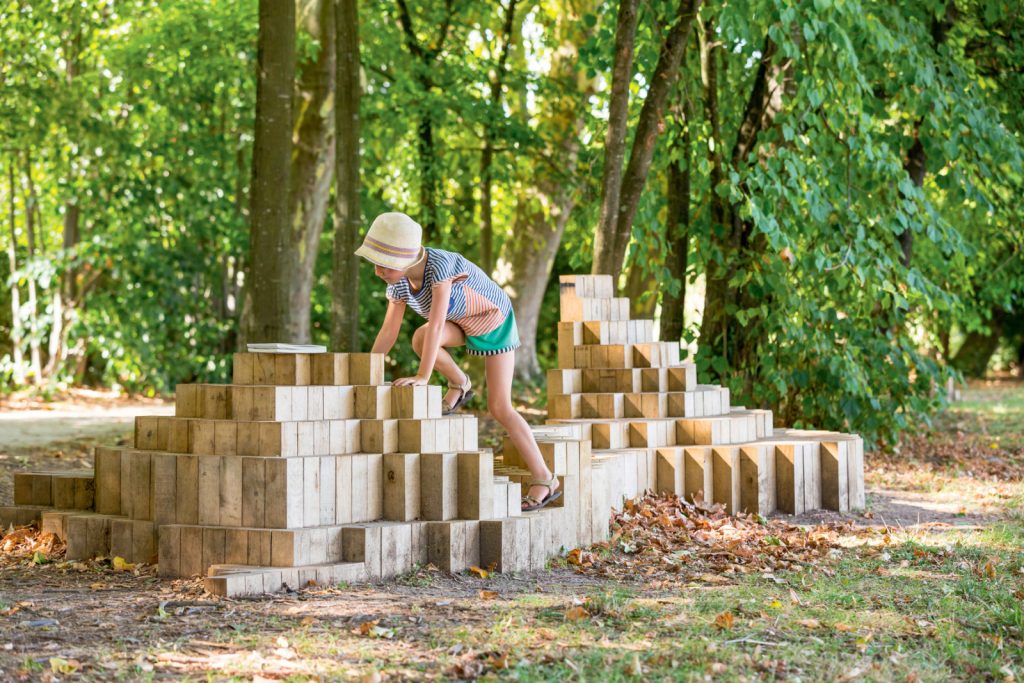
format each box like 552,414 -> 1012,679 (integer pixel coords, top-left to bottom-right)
1,0 -> 1021,448
1,1 -> 1023,680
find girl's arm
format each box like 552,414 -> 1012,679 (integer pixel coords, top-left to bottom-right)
371,300 -> 406,355
393,280 -> 452,386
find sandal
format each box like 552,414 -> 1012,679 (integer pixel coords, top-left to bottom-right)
442,375 -> 474,415
521,476 -> 562,512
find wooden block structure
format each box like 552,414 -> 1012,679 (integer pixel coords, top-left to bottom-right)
547,273 -> 866,530
2,274 -> 866,597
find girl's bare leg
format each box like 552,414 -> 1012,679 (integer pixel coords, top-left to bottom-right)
483,350 -> 557,507
412,322 -> 468,407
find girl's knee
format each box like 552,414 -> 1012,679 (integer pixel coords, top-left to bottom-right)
411,327 -> 425,355
489,399 -> 518,423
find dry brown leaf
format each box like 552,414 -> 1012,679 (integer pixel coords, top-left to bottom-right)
714,611 -> 735,630
479,590 -> 499,600
796,618 -> 821,629
468,565 -> 489,579
564,606 -> 590,622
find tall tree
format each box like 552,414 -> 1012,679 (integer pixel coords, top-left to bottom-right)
22,151 -> 42,383
478,0 -> 518,276
289,0 -> 337,341
394,0 -> 459,241
331,0 -> 362,352
6,159 -> 25,385
593,0 -> 703,279
660,84 -> 692,344
241,0 -> 298,344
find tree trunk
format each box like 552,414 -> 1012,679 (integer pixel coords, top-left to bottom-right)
241,0 -> 297,345
951,313 -> 1004,378
661,89 -> 692,344
592,0 -> 639,278
288,0 -> 337,341
395,0 -> 456,242
499,0 -> 597,381
23,152 -> 43,384
331,0 -> 362,352
6,160 -> 25,385
625,261 -> 658,318
604,0 -> 702,278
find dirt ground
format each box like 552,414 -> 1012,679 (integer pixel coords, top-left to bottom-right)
0,383 -> 1020,680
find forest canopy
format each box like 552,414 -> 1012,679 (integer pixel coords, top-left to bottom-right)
1,0 -> 1022,445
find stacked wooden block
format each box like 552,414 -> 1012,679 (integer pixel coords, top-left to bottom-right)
1,351 -> 584,596
538,274 -> 865,522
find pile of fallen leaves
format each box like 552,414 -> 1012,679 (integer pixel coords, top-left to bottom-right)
567,493 -> 853,584
0,524 -> 65,566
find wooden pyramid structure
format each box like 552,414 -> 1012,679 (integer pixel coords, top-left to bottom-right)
0,273 -> 864,597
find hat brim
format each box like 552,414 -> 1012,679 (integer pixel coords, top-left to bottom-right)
354,243 -> 421,270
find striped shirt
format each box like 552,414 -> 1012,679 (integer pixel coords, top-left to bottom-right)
385,248 -> 512,336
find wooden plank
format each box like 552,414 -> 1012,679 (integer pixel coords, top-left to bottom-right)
391,385 -> 437,419
203,527 -> 226,569
349,353 -> 384,386
380,523 -> 414,578
197,456 -> 220,525
739,445 -> 775,516
420,452 -> 458,520
94,447 -> 122,515
214,421 -> 237,456
480,517 -> 531,573
302,456 -> 321,527
311,352 -> 349,385
457,451 -> 493,520
350,455 -> 369,522
711,447 -> 741,515
774,444 -> 805,515
655,447 -> 685,496
232,353 -> 255,384
683,447 -> 713,504
220,455 -> 243,526
179,526 -> 204,576
366,453 -> 384,520
361,419 -> 398,453
819,441 -> 849,512
265,458 -> 304,528
175,455 -> 198,525
175,384 -> 199,417
334,456 -> 353,524
158,525 -> 181,577
241,458 -> 266,528
130,451 -> 153,521
383,453 -> 420,521
151,453 -> 178,525
133,521 -> 157,564
342,524 -> 383,580
319,456 -> 336,526
225,528 -> 249,565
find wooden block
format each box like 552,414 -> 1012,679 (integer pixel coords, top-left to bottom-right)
548,394 -> 580,419
419,452 -> 457,520
232,353 -> 255,384
311,352 -> 349,385
848,437 -> 865,510
275,354 -> 311,386
362,419 -> 399,453
334,456 -> 353,524
297,421 -> 315,455
382,453 -> 418,521
480,517 -> 531,573
248,529 -> 272,566
328,419 -> 360,454
547,369 -> 581,395
166,418 -> 191,453
94,447 -> 122,515
426,520 -> 480,573
318,456 -> 336,525
391,385 -> 437,419
306,386 -> 325,421
203,527 -> 226,569
538,441 -> 568,475
200,385 -> 231,420
366,452 -> 384,520
190,420 -> 217,455
802,441 -> 822,511
158,525 -> 182,577
214,421 -> 237,456
711,447 -> 741,514
349,353 -> 385,386
398,419 -> 435,453
51,475 -> 75,509
774,444 -> 805,515
355,385 -> 392,419
197,456 -> 220,526
87,516 -> 111,559
683,447 -> 713,504
667,365 -> 697,392
129,451 -> 153,521
322,386 -> 354,419
457,451 -> 493,520
739,445 -> 775,516
220,456 -> 243,526
380,522 -> 414,578
175,384 -> 199,417
133,521 -> 157,564
257,422 -> 298,457
350,455 -> 369,522
265,458 -> 304,528
180,526 -> 204,576
242,458 -> 266,528
524,512 -> 550,571
506,481 -> 522,518
152,453 -> 178,525
301,456 -> 321,527
655,447 -> 685,496
342,524 -> 383,580
225,528 -> 249,565
175,455 -> 198,524
110,518 -> 133,560
134,416 -> 161,450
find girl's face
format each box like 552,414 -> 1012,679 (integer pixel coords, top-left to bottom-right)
374,263 -> 407,284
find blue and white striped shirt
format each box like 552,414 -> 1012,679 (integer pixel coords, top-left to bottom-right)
385,248 -> 513,336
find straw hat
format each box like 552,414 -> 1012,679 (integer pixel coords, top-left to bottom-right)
354,212 -> 423,270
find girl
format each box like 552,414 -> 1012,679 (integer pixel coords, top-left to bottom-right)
355,212 -> 561,512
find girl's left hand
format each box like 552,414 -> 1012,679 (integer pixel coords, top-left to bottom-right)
393,375 -> 429,387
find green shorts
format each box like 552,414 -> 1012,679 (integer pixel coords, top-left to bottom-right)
465,313 -> 520,356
